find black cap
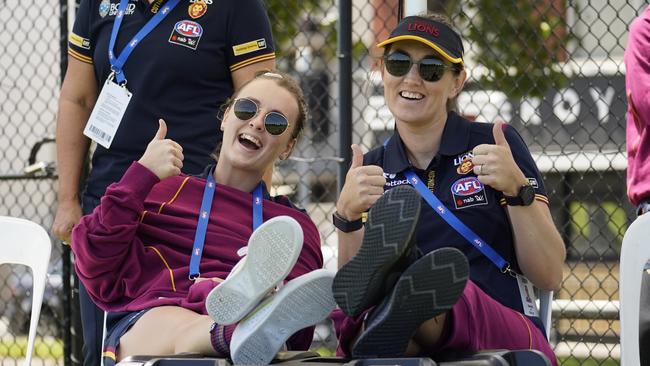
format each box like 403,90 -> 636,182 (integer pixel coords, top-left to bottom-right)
377,16 -> 464,66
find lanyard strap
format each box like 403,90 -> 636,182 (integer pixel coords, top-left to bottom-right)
253,184 -> 263,229
109,0 -> 180,84
188,173 -> 264,280
403,169 -> 512,275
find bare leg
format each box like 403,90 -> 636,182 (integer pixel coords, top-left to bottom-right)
412,313 -> 447,350
117,306 -> 221,361
403,339 -> 423,356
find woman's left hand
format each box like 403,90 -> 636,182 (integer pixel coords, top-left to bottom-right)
471,122 -> 528,196
194,277 -> 225,284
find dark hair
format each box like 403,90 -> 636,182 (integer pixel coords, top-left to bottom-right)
382,12 -> 464,112
212,70 -> 309,161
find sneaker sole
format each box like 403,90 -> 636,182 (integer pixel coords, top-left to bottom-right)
230,269 -> 337,365
332,185 -> 421,317
206,216 -> 304,325
352,247 -> 469,358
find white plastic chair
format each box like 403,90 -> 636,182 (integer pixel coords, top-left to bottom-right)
538,289 -> 553,340
0,216 -> 52,366
620,213 -> 650,366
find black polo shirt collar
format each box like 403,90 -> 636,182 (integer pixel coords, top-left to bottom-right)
383,111 -> 472,174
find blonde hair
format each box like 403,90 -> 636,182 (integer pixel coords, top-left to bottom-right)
212,70 -> 309,161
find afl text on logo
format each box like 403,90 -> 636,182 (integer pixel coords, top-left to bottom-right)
169,20 -> 203,50
451,177 -> 488,209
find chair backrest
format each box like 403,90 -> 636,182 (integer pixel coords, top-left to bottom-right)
620,213 -> 650,366
0,216 -> 52,366
538,289 -> 553,340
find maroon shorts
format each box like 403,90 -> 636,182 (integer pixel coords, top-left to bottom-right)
335,280 -> 557,366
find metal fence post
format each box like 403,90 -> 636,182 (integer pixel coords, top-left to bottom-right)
337,0 -> 352,193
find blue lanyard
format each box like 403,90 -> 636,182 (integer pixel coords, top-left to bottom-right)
188,172 -> 264,280
108,0 -> 180,84
403,170 -> 512,275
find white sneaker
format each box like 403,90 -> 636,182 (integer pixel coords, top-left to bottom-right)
230,269 -> 337,365
206,216 -> 304,325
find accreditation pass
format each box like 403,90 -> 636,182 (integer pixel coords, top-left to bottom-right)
83,78 -> 132,149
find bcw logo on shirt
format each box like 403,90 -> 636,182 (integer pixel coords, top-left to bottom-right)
451,177 -> 488,209
169,20 -> 203,50
100,1 -> 136,17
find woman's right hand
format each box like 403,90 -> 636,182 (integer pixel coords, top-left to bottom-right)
336,144 -> 386,220
138,119 -> 184,180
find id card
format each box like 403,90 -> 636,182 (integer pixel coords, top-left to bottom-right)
516,274 -> 539,317
83,78 -> 132,149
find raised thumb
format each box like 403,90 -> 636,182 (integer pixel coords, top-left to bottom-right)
154,119 -> 167,140
493,122 -> 509,147
350,144 -> 364,169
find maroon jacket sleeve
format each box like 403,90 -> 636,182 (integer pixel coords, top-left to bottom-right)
71,162 -> 160,310
626,7 -> 650,128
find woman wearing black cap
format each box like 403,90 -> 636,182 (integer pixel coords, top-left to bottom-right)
331,13 -> 564,364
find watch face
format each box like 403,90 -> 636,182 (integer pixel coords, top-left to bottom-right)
520,184 -> 535,205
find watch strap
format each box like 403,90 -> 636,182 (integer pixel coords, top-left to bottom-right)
504,193 -> 524,206
504,184 -> 535,206
332,211 -> 363,232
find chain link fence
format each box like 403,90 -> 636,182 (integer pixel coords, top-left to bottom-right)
0,0 -> 68,364
0,0 -> 643,365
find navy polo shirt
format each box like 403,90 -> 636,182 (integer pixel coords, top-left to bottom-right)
363,112 -> 549,332
68,0 -> 275,200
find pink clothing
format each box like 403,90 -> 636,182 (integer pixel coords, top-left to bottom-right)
625,5 -> 650,206
71,162 -> 323,315
335,281 -> 557,365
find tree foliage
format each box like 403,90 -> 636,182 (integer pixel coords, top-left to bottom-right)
265,1 -> 367,65
451,0 -> 575,98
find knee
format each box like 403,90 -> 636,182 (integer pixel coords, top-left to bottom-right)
173,317 -> 214,355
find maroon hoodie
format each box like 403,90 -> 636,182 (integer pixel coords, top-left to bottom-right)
71,162 -> 323,315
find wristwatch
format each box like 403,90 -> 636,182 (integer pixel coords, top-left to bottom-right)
332,211 -> 363,232
504,184 -> 535,206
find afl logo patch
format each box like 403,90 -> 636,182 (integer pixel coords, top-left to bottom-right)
99,0 -> 110,18
451,177 -> 483,196
169,20 -> 203,50
451,177 -> 488,209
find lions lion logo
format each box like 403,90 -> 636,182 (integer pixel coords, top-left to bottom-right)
457,158 -> 474,174
188,0 -> 207,19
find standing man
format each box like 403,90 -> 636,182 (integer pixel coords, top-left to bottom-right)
624,5 -> 650,365
52,0 -> 275,365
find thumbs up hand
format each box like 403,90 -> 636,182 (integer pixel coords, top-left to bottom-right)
138,119 -> 185,180
335,144 -> 386,221
471,122 -> 527,196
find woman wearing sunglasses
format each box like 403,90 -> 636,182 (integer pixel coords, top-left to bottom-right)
332,13 -> 565,364
71,70 -> 336,365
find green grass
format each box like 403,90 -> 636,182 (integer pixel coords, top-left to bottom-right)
558,357 -> 619,366
312,346 -> 336,357
0,337 -> 63,359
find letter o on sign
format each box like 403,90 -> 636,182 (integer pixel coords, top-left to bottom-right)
553,88 -> 581,125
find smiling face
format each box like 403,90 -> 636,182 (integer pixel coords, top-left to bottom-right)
382,40 -> 466,128
219,78 -> 299,175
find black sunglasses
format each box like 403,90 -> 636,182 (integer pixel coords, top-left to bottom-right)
233,98 -> 290,136
383,51 -> 452,82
